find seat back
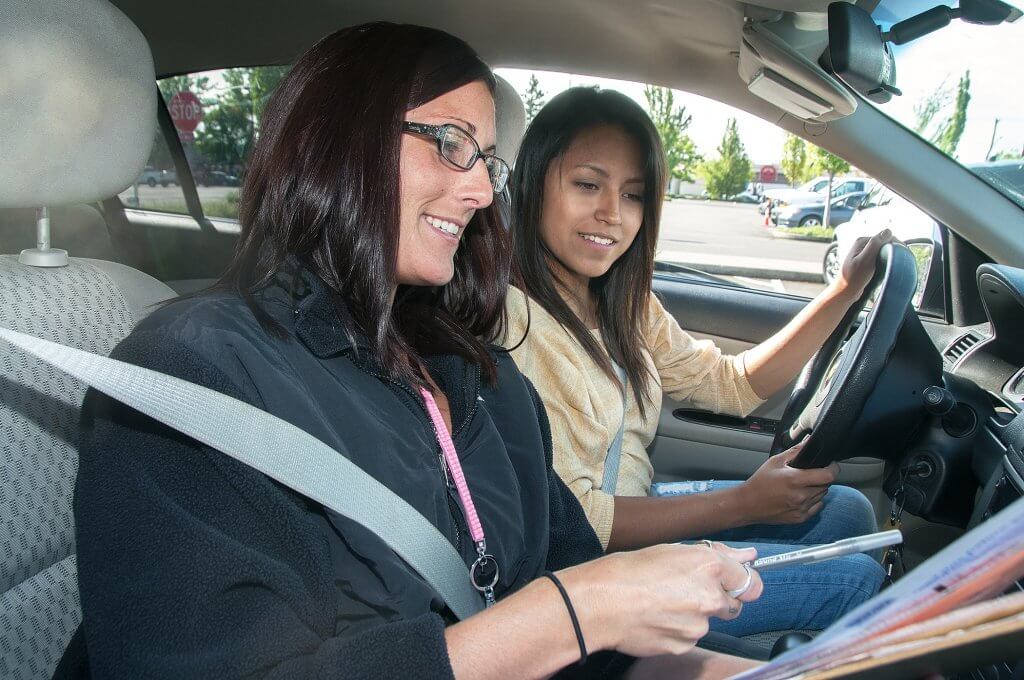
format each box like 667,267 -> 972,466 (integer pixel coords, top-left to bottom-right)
494,74 -> 527,167
0,1 -> 171,677
0,258 -> 173,679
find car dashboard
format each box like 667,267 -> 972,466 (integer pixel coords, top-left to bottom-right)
954,265 -> 1024,525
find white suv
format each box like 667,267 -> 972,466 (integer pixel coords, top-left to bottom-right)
761,176 -> 873,216
823,184 -> 937,283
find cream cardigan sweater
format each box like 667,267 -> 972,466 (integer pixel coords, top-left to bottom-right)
503,286 -> 764,549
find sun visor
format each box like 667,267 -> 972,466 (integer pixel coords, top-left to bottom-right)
739,22 -> 857,123
0,0 -> 157,209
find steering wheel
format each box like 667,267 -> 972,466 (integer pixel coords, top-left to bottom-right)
770,243 -> 920,469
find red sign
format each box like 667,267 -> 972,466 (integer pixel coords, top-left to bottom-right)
759,165 -> 777,183
168,91 -> 203,133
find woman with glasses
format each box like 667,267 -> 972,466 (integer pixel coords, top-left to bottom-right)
65,23 -> 763,680
502,87 -> 890,637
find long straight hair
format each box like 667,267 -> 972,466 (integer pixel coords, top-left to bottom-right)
221,22 -> 509,385
510,87 -> 666,415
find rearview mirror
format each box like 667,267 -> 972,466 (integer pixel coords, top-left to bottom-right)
826,3 -> 900,104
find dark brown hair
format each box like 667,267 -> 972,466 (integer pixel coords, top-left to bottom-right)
223,22 -> 508,385
510,87 -> 666,414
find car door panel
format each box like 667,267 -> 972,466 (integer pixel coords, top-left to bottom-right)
650,275 -> 886,493
110,208 -> 238,283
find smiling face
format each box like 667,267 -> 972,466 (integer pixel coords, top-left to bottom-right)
396,80 -> 496,287
539,124 -> 646,293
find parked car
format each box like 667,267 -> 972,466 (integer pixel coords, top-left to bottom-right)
760,175 -> 831,212
761,176 -> 873,215
822,184 -> 938,283
136,166 -> 178,187
727,190 -> 761,204
774,190 -> 868,228
822,159 -> 1024,283
200,170 -> 241,187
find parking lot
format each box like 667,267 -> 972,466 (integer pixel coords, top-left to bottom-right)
118,189 -> 828,298
119,184 -> 238,204
657,198 -> 828,297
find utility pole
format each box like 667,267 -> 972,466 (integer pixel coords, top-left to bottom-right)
985,118 -> 1000,161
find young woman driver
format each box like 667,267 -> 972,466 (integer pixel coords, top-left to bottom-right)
504,87 -> 890,637
65,23 -> 768,680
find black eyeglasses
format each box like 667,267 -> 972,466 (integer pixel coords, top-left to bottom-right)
402,122 -> 510,194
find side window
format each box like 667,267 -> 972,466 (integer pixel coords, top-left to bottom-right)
117,125 -> 190,214
497,68 -> 886,300
834,181 -> 857,197
127,67 -> 290,221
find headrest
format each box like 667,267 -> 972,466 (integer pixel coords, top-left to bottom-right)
494,75 -> 526,167
0,0 -> 157,209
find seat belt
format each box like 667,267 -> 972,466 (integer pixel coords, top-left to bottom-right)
599,361 -> 628,494
0,327 -> 484,621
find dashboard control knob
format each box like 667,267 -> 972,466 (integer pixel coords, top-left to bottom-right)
922,386 -> 955,415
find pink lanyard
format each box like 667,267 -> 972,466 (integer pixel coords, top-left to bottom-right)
420,388 -> 499,607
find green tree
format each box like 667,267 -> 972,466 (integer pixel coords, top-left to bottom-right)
523,74 -> 545,126
643,85 -> 702,182
780,134 -> 810,186
913,80 -> 951,137
988,149 -> 1024,161
193,66 -> 289,168
934,70 -> 971,157
807,145 -> 851,228
913,71 -> 972,158
697,118 -> 751,199
158,74 -> 211,103
195,104 -> 252,169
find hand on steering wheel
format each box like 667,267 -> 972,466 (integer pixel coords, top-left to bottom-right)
770,243 -> 932,469
740,439 -> 840,524
835,229 -> 896,301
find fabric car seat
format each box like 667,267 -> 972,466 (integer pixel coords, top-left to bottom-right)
0,1 -> 175,678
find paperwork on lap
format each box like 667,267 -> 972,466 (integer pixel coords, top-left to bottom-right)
731,494 -> 1024,680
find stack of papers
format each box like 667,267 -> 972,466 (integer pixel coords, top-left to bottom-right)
732,494 -> 1024,679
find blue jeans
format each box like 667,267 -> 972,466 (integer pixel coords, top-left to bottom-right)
652,480 -> 886,637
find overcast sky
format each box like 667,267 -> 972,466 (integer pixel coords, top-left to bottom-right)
495,15 -> 1023,168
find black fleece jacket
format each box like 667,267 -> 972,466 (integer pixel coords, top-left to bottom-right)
62,265 -> 634,679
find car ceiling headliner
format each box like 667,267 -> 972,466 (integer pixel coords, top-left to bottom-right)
110,0 -> 859,125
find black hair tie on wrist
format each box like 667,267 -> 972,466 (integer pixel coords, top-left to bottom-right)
542,570 -> 588,666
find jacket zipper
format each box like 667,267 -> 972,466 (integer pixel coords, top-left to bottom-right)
348,355 -> 474,555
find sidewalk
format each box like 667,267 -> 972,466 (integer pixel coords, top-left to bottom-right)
655,250 -> 824,283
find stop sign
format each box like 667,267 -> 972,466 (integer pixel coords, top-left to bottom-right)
168,91 -> 203,133
759,165 -> 777,183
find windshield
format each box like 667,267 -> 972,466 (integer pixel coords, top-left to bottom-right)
872,1 -> 1024,208
797,178 -> 829,193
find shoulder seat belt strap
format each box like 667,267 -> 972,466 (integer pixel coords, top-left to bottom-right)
0,327 -> 484,620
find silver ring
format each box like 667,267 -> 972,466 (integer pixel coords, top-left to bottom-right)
698,539 -> 715,550
726,564 -> 753,598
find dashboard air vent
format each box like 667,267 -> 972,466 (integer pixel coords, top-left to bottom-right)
944,332 -> 981,364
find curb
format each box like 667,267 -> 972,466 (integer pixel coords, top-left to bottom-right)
768,227 -> 832,243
